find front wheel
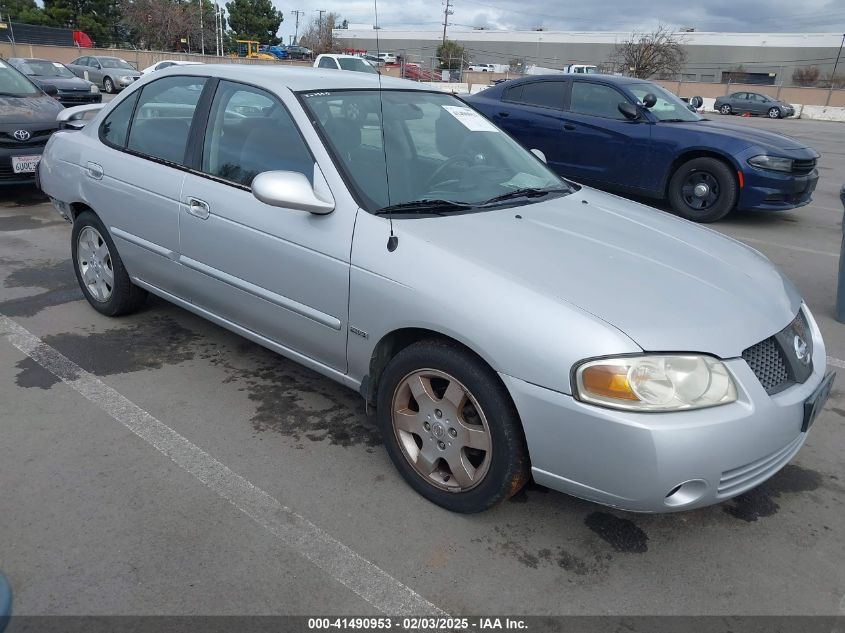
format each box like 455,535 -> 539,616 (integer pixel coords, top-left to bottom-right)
667,157 -> 738,223
768,107 -> 782,119
377,340 -> 529,513
103,77 -> 115,94
719,104 -> 732,115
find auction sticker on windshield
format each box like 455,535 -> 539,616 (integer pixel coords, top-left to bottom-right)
12,155 -> 41,174
442,105 -> 499,132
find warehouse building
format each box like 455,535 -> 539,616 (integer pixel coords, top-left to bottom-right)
334,29 -> 844,85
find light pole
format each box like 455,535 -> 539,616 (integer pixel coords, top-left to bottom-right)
828,33 -> 845,106
199,0 -> 205,55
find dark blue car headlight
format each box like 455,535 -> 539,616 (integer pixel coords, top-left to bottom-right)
748,155 -> 793,173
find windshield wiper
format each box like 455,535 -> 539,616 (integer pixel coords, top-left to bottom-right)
374,199 -> 473,215
660,118 -> 692,122
480,186 -> 569,206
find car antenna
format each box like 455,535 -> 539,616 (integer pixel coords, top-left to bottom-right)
374,0 -> 398,252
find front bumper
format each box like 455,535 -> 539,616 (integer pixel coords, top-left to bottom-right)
57,91 -> 102,107
737,166 -> 818,211
502,316 -> 828,513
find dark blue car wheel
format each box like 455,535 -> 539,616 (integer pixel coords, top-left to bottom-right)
668,157 -> 738,223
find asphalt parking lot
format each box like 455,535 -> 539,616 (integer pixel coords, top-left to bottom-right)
0,114 -> 843,618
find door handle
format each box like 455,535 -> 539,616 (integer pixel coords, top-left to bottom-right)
186,197 -> 210,220
563,123 -> 576,131
86,162 -> 103,180
497,111 -> 510,118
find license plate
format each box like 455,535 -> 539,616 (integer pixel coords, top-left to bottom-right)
12,155 -> 41,174
802,372 -> 835,432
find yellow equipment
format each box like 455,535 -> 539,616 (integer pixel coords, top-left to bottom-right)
233,40 -> 260,58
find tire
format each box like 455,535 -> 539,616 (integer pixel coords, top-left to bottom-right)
103,77 -> 115,94
376,340 -> 529,513
667,157 -> 738,223
768,107 -> 781,119
71,211 -> 147,316
719,104 -> 732,115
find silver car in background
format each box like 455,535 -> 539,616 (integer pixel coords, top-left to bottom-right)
38,66 -> 833,514
66,55 -> 141,94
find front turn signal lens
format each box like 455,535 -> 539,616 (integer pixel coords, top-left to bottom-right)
579,364 -> 638,401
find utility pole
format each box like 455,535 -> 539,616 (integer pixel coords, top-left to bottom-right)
199,0 -> 205,55
316,9 -> 326,51
828,33 -> 845,106
441,0 -> 453,44
291,9 -> 304,45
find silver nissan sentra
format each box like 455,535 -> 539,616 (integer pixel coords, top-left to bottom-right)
38,65 -> 834,513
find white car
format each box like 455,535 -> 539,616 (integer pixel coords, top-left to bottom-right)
469,64 -> 495,72
141,60 -> 204,75
314,54 -> 378,74
377,52 -> 397,64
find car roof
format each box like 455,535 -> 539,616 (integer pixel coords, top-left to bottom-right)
517,73 -> 646,85
153,63 -> 429,92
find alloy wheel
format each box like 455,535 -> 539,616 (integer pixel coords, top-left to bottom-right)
77,226 -> 114,302
391,369 -> 492,492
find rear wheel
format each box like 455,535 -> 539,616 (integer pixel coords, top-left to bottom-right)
668,157 -> 738,223
71,211 -> 147,316
768,107 -> 781,119
377,340 -> 529,513
719,104 -> 732,115
103,77 -> 115,94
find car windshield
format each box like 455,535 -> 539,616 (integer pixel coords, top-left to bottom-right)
0,60 -> 40,96
302,90 -> 569,213
338,58 -> 378,74
627,83 -> 702,122
20,60 -> 75,78
101,58 -> 135,70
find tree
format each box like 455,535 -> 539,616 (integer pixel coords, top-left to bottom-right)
225,0 -> 282,45
792,66 -> 820,86
297,12 -> 344,54
2,0 -> 50,24
42,0 -> 122,46
437,40 -> 464,70
508,57 -> 525,73
608,24 -> 687,79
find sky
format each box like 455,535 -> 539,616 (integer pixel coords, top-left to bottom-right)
275,0 -> 845,44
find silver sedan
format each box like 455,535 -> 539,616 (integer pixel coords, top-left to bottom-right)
38,65 -> 833,513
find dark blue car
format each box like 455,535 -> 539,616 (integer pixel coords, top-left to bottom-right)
465,75 -> 819,222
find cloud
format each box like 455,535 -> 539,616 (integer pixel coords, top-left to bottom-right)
273,0 -> 842,42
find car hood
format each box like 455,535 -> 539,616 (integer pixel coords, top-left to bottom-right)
0,94 -> 63,122
659,119 -> 814,155
400,187 -> 801,359
31,76 -> 91,91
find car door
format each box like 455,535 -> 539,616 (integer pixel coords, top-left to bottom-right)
749,93 -> 769,114
557,80 -> 650,189
81,75 -> 207,298
68,57 -> 88,79
178,80 -> 352,372
732,92 -> 750,113
490,79 -> 568,174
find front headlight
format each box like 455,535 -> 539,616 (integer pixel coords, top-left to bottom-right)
90,84 -> 99,93
748,155 -> 793,173
574,355 -> 737,412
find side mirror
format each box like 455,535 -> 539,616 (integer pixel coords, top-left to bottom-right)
41,83 -> 59,98
642,93 -> 657,108
530,148 -> 547,163
690,96 -> 703,109
252,170 -> 335,215
618,101 -> 639,120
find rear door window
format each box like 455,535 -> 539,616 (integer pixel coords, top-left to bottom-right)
126,75 -> 207,165
318,57 -> 338,69
99,91 -> 141,148
506,81 -> 566,109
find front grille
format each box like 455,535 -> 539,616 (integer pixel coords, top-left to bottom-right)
742,337 -> 790,393
792,158 -> 816,174
742,310 -> 813,394
59,94 -> 99,104
717,434 -> 804,497
0,127 -> 55,149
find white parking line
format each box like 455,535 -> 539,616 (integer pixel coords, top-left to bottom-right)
829,356 -> 845,370
733,236 -> 838,258
0,314 -> 444,617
